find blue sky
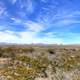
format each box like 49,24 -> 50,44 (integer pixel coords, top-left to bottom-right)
0,0 -> 80,44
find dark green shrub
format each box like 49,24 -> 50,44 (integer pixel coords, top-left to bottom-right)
47,49 -> 55,54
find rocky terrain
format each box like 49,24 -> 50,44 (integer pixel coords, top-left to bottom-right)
0,45 -> 80,80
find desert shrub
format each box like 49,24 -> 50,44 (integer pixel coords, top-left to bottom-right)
22,47 -> 34,53
17,56 -> 31,65
4,66 -> 36,80
17,56 -> 50,77
1,46 -> 80,80
47,48 -> 55,54
0,48 -> 3,57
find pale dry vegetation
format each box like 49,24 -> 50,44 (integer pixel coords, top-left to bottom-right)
0,45 -> 80,80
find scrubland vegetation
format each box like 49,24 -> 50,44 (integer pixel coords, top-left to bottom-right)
0,45 -> 80,80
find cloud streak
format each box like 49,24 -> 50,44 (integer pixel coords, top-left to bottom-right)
0,0 -> 80,44
24,21 -> 44,32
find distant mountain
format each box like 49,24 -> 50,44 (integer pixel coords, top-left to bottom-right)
0,42 -> 17,46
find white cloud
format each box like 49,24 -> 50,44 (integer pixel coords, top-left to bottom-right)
24,21 -> 44,32
19,31 -> 63,44
0,31 -> 20,43
0,30 -> 37,44
53,19 -> 80,27
39,32 -> 63,44
33,36 -> 63,44
26,0 -> 34,13
9,0 -> 17,4
38,9 -> 80,29
2,29 -> 80,44
12,0 -> 17,4
10,17 -> 22,24
0,2 -> 6,17
0,6 -> 5,16
45,32 -> 54,37
47,11 -> 80,29
19,0 -> 34,14
19,31 -> 37,43
0,30 -> 63,44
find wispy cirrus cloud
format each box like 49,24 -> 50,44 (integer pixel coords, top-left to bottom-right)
52,19 -> 80,28
10,17 -> 22,24
9,0 -> 17,4
0,0 -> 80,44
12,0 -> 17,4
26,0 -> 34,13
0,1 -> 7,18
19,0 -> 34,14
24,21 -> 44,32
